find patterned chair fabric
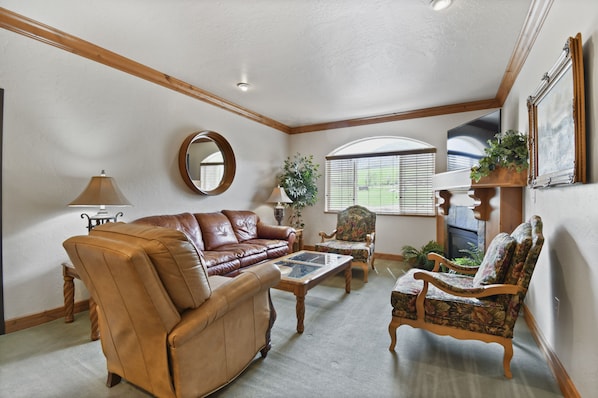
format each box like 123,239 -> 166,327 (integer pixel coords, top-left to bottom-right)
389,216 -> 544,379
315,205 -> 376,283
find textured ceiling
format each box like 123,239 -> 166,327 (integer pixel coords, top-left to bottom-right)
1,0 -> 533,128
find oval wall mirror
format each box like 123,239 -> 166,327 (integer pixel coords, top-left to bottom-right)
178,130 -> 236,195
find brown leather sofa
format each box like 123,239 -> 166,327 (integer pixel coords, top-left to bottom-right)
132,210 -> 296,276
63,222 -> 281,398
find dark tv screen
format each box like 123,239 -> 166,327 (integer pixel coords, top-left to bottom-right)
447,110 -> 501,171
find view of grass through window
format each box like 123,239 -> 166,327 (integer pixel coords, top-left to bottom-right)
326,137 -> 436,216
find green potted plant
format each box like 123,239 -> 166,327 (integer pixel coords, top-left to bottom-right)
470,130 -> 528,182
452,242 -> 484,267
401,240 -> 444,271
278,153 -> 321,229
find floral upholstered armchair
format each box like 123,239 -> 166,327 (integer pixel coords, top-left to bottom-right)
389,215 -> 544,378
315,205 -> 376,282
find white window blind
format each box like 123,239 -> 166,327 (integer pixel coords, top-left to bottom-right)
325,148 -> 436,216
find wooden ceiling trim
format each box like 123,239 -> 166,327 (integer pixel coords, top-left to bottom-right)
289,99 -> 501,134
495,0 -> 555,105
1,2 -> 547,135
0,8 -> 291,134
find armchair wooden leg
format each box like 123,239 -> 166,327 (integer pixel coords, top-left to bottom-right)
106,372 -> 122,387
388,317 -> 400,351
502,340 -> 514,379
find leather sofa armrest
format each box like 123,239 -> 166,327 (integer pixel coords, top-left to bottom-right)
258,223 -> 296,252
257,223 -> 295,240
167,262 -> 281,347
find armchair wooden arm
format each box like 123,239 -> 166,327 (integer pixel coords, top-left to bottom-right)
366,232 -> 375,246
413,271 -> 522,299
318,229 -> 337,242
427,252 -> 479,274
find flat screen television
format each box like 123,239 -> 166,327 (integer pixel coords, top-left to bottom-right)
447,110 -> 501,171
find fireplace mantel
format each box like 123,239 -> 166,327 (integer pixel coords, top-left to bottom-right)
433,168 -> 527,251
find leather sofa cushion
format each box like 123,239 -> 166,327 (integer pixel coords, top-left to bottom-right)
194,212 -> 239,250
91,222 -> 212,312
222,210 -> 259,242
132,212 -> 205,251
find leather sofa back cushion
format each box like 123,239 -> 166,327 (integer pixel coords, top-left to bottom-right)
91,223 -> 212,312
222,210 -> 259,242
132,212 -> 205,251
194,212 -> 239,250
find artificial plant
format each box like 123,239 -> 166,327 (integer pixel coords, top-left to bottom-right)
470,130 -> 528,182
278,153 -> 321,229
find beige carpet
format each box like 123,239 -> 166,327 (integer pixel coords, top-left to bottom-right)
0,259 -> 563,397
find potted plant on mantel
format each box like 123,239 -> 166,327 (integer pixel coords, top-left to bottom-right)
277,153 -> 321,229
470,130 -> 529,186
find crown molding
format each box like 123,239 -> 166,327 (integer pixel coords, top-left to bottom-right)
1,1 -> 553,135
0,7 -> 291,134
495,0 -> 555,105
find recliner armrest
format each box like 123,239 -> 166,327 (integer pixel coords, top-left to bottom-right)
168,262 -> 281,347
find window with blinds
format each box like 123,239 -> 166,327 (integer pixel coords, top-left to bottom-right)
325,137 -> 436,216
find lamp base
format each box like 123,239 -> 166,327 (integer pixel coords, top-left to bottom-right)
81,211 -> 124,232
274,207 -> 284,226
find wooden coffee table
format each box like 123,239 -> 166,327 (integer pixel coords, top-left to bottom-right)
269,250 -> 353,333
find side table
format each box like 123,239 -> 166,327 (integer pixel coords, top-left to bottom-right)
292,228 -> 304,252
62,262 -> 100,341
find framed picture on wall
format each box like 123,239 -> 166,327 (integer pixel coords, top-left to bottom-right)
527,33 -> 586,188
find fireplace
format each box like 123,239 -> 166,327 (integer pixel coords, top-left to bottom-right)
432,168 -> 524,255
445,205 -> 484,259
447,226 -> 478,259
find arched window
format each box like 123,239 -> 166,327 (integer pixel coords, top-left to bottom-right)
325,136 -> 436,216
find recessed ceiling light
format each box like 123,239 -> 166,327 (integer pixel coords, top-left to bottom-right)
430,0 -> 452,11
237,82 -> 250,92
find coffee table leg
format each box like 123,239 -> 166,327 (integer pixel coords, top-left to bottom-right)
295,294 -> 305,333
344,265 -> 352,294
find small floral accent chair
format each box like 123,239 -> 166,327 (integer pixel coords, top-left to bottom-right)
315,205 -> 376,283
389,216 -> 544,378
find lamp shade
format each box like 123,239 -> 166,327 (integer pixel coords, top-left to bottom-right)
68,170 -> 132,207
267,186 -> 293,204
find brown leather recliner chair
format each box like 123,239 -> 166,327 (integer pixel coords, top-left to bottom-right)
63,222 -> 281,398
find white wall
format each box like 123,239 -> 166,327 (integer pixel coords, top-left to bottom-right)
291,110 -> 497,254
0,29 -> 289,320
3,1 -> 598,394
501,0 -> 598,395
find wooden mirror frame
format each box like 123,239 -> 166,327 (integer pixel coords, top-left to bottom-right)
527,33 -> 586,188
178,130 -> 236,195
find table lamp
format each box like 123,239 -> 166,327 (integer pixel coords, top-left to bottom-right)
267,185 -> 293,226
68,170 -> 132,231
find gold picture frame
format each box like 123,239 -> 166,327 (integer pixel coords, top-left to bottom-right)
527,33 -> 586,188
